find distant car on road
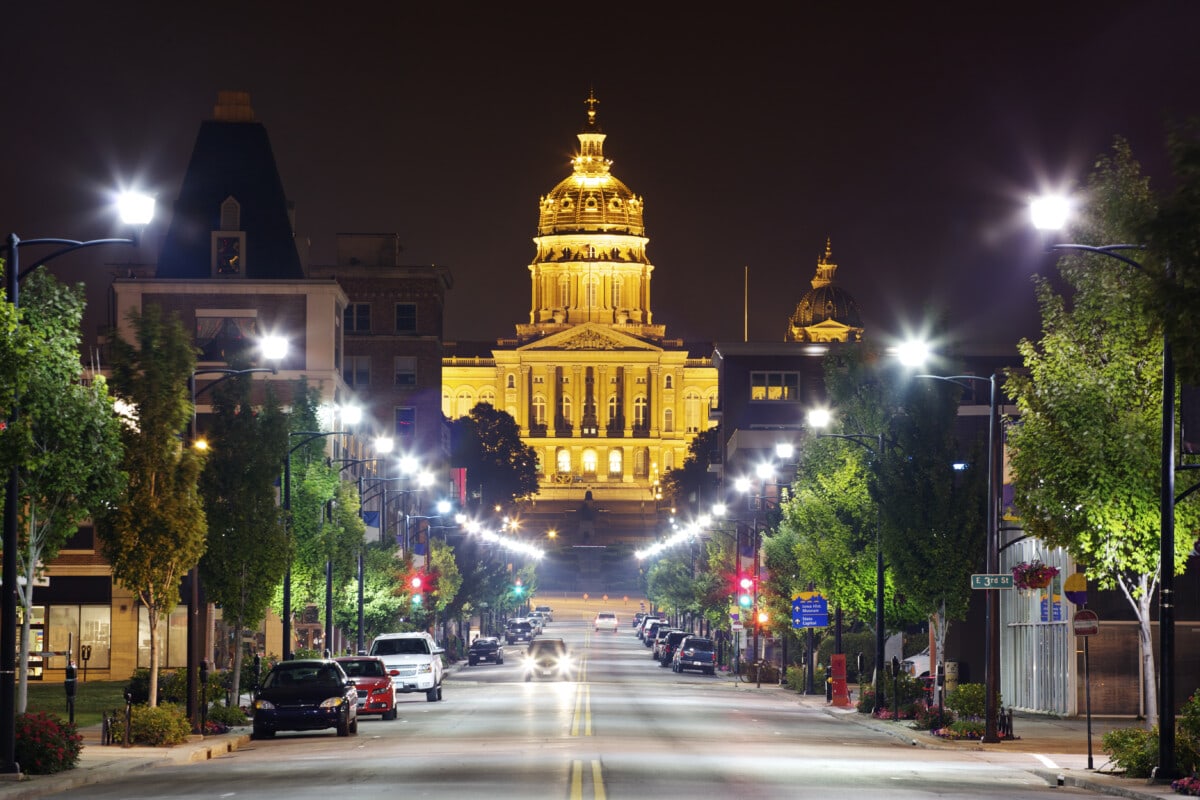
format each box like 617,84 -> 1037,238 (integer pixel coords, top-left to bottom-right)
523,638 -> 573,681
594,611 -> 619,632
506,619 -> 536,644
467,636 -> 505,666
534,605 -> 554,622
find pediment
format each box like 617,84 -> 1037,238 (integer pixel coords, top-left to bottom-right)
519,324 -> 660,352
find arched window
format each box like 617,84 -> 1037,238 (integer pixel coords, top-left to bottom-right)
611,278 -> 622,309
456,390 -> 474,418
532,394 -> 547,426
582,448 -> 597,475
663,449 -> 674,470
634,448 -> 648,478
480,389 -> 496,407
559,275 -> 570,307
609,448 -> 623,476
663,408 -> 674,432
585,275 -> 600,309
506,373 -> 516,389
634,395 -> 648,427
607,394 -> 619,424
664,375 -> 673,389
684,391 -> 702,433
556,448 -> 571,474
560,394 -> 572,425
442,391 -> 452,418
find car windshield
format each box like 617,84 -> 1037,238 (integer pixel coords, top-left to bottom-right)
472,638 -> 498,648
264,663 -> 344,688
684,638 -> 714,651
529,641 -> 566,656
372,638 -> 429,656
338,659 -> 385,678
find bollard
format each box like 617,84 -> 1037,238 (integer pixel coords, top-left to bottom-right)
101,710 -> 112,746
64,661 -> 78,725
123,690 -> 133,748
199,660 -> 210,734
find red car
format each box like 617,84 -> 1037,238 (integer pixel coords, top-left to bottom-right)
335,656 -> 397,721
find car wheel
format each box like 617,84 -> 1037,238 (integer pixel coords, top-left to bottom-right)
383,707 -> 397,721
252,724 -> 274,740
426,687 -> 438,702
705,667 -> 715,675
337,712 -> 350,737
498,657 -> 504,664
349,716 -> 358,735
468,659 -> 477,666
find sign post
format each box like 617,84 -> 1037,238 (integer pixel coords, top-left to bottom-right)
1064,573 -> 1096,770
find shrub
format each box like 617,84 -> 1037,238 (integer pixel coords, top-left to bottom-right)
945,683 -> 988,720
784,665 -> 806,692
936,719 -> 986,740
125,668 -> 187,705
913,703 -> 954,731
14,711 -> 83,774
206,703 -> 248,727
110,704 -> 192,747
1101,726 -> 1159,778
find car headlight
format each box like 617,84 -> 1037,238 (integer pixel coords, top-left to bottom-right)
370,686 -> 390,697
254,699 -> 275,710
556,655 -> 574,672
522,656 -> 536,670
417,663 -> 432,674
320,697 -> 346,709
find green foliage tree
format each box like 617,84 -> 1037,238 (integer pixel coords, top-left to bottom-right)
1007,139 -> 1200,727
198,369 -> 288,700
8,271 -> 124,711
661,425 -> 721,517
450,403 -> 539,511
98,304 -> 206,707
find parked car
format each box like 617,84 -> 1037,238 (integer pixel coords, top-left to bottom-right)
467,636 -> 505,666
367,632 -> 445,702
252,658 -> 359,739
642,619 -> 666,646
652,627 -> 680,659
506,619 -> 536,644
657,629 -> 691,667
526,613 -> 545,634
333,655 -> 397,720
534,605 -> 554,622
902,648 -> 931,678
522,638 -> 573,681
632,612 -> 647,628
672,636 -> 717,675
594,611 -> 619,632
636,617 -> 661,640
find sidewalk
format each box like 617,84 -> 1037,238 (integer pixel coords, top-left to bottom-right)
0,723 -> 251,800
775,686 -> 1182,800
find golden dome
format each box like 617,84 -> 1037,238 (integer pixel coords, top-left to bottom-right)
787,239 -> 864,343
538,92 -> 645,236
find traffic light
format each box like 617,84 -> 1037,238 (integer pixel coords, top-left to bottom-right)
756,609 -> 769,625
410,573 -> 424,605
513,578 -> 524,597
737,576 -> 754,608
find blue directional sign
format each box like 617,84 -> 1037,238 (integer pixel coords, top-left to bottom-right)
792,592 -> 829,629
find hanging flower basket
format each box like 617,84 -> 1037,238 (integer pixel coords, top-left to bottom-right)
1012,560 -> 1059,590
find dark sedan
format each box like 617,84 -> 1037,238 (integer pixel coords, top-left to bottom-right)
467,636 -> 505,666
252,659 -> 359,738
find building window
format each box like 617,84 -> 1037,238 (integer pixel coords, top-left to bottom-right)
480,389 -> 496,407
634,448 -> 648,478
210,231 -> 246,277
607,395 -> 619,424
194,315 -> 258,363
395,407 -> 416,441
533,394 -> 547,425
685,391 -> 702,433
663,408 -> 674,433
533,376 -> 545,384
560,394 -> 572,424
634,396 -> 647,427
344,356 -> 370,387
585,275 -> 600,309
582,448 -> 597,476
442,391 -> 452,418
559,275 -> 570,308
456,390 -> 474,418
608,448 -> 622,477
139,606 -> 187,668
750,371 -> 800,401
344,303 -> 371,334
612,279 -> 622,309
556,448 -> 571,474
507,373 -> 516,389
664,375 -> 673,389
394,356 -> 417,386
395,303 -> 417,334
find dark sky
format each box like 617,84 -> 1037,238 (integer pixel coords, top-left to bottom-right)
5,2 -> 1199,352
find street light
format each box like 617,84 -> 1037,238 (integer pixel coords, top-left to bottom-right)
186,356 -> 286,732
1033,201 -> 1178,778
282,430 -> 352,661
915,370 -> 1002,743
2,192 -> 154,773
808,410 -> 886,715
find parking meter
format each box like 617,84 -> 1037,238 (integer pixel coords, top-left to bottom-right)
80,644 -> 92,682
891,655 -> 901,715
123,690 -> 133,747
64,661 -> 78,724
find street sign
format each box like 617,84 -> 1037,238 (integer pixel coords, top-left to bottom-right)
792,592 -> 829,628
971,573 -> 1014,590
1064,572 -> 1088,606
1073,609 -> 1099,636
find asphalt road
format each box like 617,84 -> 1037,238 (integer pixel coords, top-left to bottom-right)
41,609 -> 1106,799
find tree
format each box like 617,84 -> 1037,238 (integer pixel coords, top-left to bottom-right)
98,304 -> 206,707
450,403 -> 539,511
1007,139 -> 1200,727
9,271 -> 124,711
198,369 -> 288,701
661,426 -> 721,517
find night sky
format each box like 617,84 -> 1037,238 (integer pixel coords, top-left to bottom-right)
5,2 -> 1199,353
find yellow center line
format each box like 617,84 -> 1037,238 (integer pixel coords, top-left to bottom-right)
592,759 -> 606,800
568,759 -> 605,800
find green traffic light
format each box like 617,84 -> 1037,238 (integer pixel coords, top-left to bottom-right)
738,594 -> 752,608
412,594 -> 423,605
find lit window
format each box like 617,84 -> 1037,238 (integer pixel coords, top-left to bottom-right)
533,395 -> 547,425
685,391 -> 702,433
634,396 -> 647,426
664,408 -> 674,432
609,449 -> 622,476
582,449 -> 597,474
480,389 -> 496,407
557,449 -> 571,473
456,390 -> 474,418
561,395 -> 572,424
607,395 -> 619,424
750,372 -> 800,401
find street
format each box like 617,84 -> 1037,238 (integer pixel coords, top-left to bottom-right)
42,609 -> 1107,799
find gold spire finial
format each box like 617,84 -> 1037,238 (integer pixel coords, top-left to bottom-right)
585,88 -> 599,127
823,237 -> 833,263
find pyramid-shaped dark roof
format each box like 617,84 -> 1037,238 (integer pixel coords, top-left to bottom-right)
157,92 -> 304,280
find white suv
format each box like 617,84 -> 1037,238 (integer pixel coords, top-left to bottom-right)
368,632 -> 444,702
594,611 -> 619,632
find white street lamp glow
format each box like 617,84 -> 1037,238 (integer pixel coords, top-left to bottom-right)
260,335 -> 288,361
436,499 -> 451,514
775,442 -> 795,461
894,338 -> 931,368
1031,195 -> 1071,231
373,437 -> 394,454
806,408 -> 832,429
712,502 -> 726,517
417,471 -> 434,488
398,455 -> 419,475
755,462 -> 775,481
734,476 -> 751,493
117,191 -> 155,225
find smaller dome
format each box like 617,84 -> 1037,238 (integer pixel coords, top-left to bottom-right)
786,239 -> 864,343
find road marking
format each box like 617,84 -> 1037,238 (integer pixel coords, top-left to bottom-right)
571,683 -> 592,736
569,759 -> 606,800
1031,753 -> 1060,769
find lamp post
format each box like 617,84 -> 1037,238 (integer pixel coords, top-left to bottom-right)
185,360 -> 283,732
2,193 -> 153,773
282,430 -> 351,661
1031,202 -> 1177,776
810,418 -> 886,714
916,370 -> 1001,742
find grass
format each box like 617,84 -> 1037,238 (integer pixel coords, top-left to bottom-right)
23,680 -> 129,729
